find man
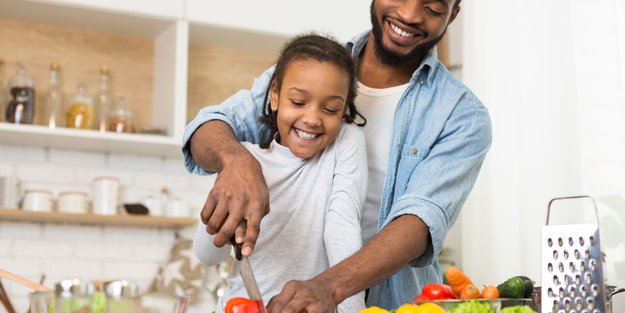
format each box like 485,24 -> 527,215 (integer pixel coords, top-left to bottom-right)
183,0 -> 492,312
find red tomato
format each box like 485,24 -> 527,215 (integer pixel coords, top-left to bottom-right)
412,294 -> 430,301
225,297 -> 260,313
420,283 -> 458,300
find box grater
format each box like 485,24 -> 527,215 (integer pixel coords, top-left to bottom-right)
541,195 -> 607,313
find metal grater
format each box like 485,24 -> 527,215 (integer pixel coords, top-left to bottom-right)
541,196 -> 607,313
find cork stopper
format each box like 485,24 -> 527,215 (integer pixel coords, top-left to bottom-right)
50,62 -> 60,71
100,65 -> 109,75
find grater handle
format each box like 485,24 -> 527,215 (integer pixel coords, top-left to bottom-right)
546,195 -> 600,225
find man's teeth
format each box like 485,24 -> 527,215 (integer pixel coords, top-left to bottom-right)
295,129 -> 318,140
391,24 -> 416,37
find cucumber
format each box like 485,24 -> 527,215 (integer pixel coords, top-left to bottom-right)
497,277 -> 526,298
514,275 -> 535,298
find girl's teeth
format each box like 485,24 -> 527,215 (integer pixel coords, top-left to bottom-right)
391,24 -> 415,37
295,129 -> 318,140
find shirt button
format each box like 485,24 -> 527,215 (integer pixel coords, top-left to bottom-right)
410,148 -> 417,156
419,80 -> 424,85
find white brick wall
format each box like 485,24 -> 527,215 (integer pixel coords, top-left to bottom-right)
0,144 -> 218,313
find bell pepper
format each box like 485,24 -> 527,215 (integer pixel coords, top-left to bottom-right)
225,297 -> 261,313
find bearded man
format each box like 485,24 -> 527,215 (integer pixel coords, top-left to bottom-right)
183,0 -> 492,312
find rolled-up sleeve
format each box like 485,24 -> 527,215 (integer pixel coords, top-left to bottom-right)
381,104 -> 492,267
182,66 -> 275,175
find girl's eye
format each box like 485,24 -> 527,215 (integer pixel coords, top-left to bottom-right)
290,100 -> 305,106
323,108 -> 340,114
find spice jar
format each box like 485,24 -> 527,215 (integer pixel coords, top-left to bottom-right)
104,280 -> 141,313
54,279 -> 94,313
5,64 -> 36,124
66,83 -> 95,129
106,96 -> 134,133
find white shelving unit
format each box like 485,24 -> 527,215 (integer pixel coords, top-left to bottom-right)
0,0 -> 369,157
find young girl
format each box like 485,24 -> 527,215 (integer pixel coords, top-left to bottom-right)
193,34 -> 368,313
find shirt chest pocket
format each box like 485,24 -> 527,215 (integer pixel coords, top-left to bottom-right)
395,145 -> 430,192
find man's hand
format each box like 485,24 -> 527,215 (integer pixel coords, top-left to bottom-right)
267,279 -> 337,313
190,121 -> 270,256
201,152 -> 270,255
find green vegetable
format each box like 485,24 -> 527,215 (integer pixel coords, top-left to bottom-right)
514,276 -> 535,298
500,305 -> 537,313
497,277 -> 526,298
449,300 -> 495,313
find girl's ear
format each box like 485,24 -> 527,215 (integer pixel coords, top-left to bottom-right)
269,81 -> 279,112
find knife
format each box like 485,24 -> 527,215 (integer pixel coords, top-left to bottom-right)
231,234 -> 266,313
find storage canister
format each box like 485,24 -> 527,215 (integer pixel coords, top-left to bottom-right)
55,279 -> 94,313
104,280 -> 141,313
92,176 -> 119,215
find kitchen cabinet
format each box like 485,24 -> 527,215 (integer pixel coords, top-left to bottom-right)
3,0 -> 361,157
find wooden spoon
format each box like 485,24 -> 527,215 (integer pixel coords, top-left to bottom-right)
0,268 -> 51,292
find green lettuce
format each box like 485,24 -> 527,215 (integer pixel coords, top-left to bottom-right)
500,305 -> 537,313
449,300 -> 495,313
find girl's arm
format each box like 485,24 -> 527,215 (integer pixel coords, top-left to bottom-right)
323,124 -> 368,313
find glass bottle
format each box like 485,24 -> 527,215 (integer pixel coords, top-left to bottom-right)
106,96 -> 134,133
65,83 -> 95,129
4,64 -> 36,124
0,59 -> 5,121
44,63 -> 63,128
96,65 -> 113,132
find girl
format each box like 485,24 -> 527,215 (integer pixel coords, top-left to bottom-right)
194,34 -> 368,313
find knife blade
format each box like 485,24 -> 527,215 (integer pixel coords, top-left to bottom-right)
231,235 -> 266,313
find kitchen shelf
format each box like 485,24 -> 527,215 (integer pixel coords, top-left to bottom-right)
0,208 -> 196,229
0,123 -> 181,157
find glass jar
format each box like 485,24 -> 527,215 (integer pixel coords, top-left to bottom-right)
5,64 -> 36,124
54,279 -> 94,313
104,280 -> 141,313
106,96 -> 134,133
96,65 -> 113,132
66,83 -> 95,129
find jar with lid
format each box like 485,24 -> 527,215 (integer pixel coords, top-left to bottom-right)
104,280 -> 141,313
66,83 -> 95,129
5,64 -> 36,124
54,279 -> 94,313
107,96 -> 134,133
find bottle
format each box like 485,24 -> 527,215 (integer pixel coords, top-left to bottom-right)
44,63 -> 63,128
54,279 -> 94,313
107,96 -> 134,133
4,64 -> 36,124
0,59 -> 5,120
96,65 -> 113,132
65,83 -> 94,129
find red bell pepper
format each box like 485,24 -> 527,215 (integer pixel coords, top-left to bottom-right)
225,297 -> 261,313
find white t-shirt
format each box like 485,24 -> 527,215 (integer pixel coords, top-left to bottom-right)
194,123 -> 368,313
355,81 -> 409,244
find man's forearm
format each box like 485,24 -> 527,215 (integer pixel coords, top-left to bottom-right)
314,214 -> 430,303
189,120 -> 250,172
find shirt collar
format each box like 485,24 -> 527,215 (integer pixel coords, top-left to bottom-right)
347,31 -> 440,87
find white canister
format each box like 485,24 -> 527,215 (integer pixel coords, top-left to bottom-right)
166,197 -> 190,217
57,191 -> 89,214
0,176 -> 18,209
21,190 -> 54,212
92,177 -> 119,215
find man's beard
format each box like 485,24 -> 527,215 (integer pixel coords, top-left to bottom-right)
370,1 -> 445,67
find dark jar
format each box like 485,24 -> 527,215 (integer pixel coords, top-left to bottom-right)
5,65 -> 36,124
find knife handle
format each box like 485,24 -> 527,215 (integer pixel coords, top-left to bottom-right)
229,236 -> 243,261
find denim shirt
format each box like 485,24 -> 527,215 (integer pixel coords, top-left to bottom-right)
182,32 -> 492,310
